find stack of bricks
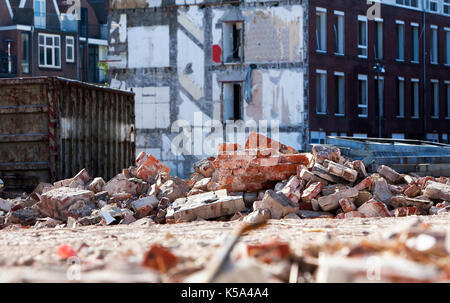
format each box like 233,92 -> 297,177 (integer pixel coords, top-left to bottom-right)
212,133 -> 311,193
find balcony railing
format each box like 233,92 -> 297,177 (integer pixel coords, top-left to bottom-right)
0,55 -> 18,77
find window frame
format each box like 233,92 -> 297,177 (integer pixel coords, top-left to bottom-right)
411,78 -> 420,118
411,23 -> 420,63
430,25 -> 438,64
34,0 -> 46,29
316,69 -> 327,115
38,33 -> 61,69
431,79 -> 439,118
396,20 -> 405,61
397,76 -> 405,118
334,11 -> 345,56
445,27 -> 450,66
374,19 -> 383,60
357,74 -> 368,118
65,36 -> 75,63
316,7 -> 327,53
334,71 -> 345,116
357,15 -> 368,59
444,0 -> 450,15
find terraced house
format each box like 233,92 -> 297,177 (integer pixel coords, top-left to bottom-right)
106,0 -> 450,177
0,0 -> 109,83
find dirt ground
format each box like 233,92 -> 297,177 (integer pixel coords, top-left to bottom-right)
0,213 -> 449,282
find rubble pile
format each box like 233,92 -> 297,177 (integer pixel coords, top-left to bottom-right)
1,132 -> 450,228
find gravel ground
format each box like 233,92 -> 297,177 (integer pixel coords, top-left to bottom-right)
0,213 -> 449,282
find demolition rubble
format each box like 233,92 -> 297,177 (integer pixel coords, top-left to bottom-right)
1,132 -> 450,228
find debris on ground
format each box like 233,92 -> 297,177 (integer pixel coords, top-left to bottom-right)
0,132 -> 449,230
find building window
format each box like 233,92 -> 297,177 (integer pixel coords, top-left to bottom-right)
426,133 -> 439,143
316,8 -> 327,52
20,33 -> 30,74
334,72 -> 345,116
429,0 -> 439,12
445,28 -> 450,65
411,79 -> 420,118
396,21 -> 405,61
374,20 -> 383,60
223,22 -> 243,63
66,36 -> 74,63
334,11 -> 344,55
358,75 -> 368,117
316,70 -> 327,114
442,134 -> 449,143
431,26 -> 438,64
431,80 -> 439,118
446,82 -> 450,118
358,16 -> 368,58
223,83 -> 242,121
411,23 -> 420,62
38,34 -> 61,68
396,0 -> 419,8
392,133 -> 405,139
375,76 -> 384,118
397,77 -> 405,117
445,0 -> 450,15
311,131 -> 326,144
353,133 -> 368,138
34,0 -> 45,29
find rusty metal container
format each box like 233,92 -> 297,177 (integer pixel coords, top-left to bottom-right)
0,77 -> 135,193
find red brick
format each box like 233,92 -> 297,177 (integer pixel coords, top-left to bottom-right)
141,243 -> 178,273
392,206 -> 420,217
257,148 -> 280,158
246,239 -> 291,264
301,182 -> 323,202
335,213 -> 345,219
339,198 -> 357,213
353,177 -> 372,191
344,211 -> 366,219
245,132 -> 297,154
136,154 -> 170,182
218,143 -> 242,154
403,184 -> 421,198
251,157 -> 280,167
280,154 -> 311,165
246,183 -> 264,192
357,200 -> 391,218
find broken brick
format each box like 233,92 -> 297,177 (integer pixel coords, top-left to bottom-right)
142,243 -> 178,273
357,200 -> 391,218
136,153 -> 170,182
424,181 -> 450,201
392,207 -> 420,217
312,145 -> 341,164
351,160 -> 368,178
255,190 -> 299,219
325,160 -> 358,183
378,165 -> 403,184
372,177 -> 393,204
194,158 -> 215,178
246,240 -> 291,264
339,198 -> 356,213
301,182 -> 323,203
278,176 -> 303,204
403,184 -> 421,198
353,177 -> 372,191
245,132 -> 297,154
317,188 -> 358,212
244,208 -> 271,224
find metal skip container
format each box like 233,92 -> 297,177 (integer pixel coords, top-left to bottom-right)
0,77 -> 135,192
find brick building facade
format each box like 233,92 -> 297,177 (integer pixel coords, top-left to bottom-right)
309,0 -> 450,144
0,0 -> 109,83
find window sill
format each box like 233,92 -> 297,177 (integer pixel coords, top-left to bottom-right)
431,116 -> 439,119
223,61 -> 243,66
38,66 -> 62,70
357,55 -> 368,59
446,117 -> 450,120
411,116 -> 420,119
396,59 -> 404,62
334,113 -> 345,117
411,61 -> 420,64
316,112 -> 328,115
358,115 -> 368,118
396,116 -> 405,119
334,52 -> 344,56
316,50 -> 327,54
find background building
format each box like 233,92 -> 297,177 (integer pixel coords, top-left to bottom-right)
0,0 -> 109,83
107,0 -> 307,177
309,0 -> 450,144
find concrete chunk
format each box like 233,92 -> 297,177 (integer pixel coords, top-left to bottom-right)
86,177 -> 106,193
38,187 -> 95,221
312,145 -> 341,164
372,178 -> 393,204
378,165 -> 403,184
0,198 -> 14,212
243,209 -> 271,224
131,196 -> 159,219
313,164 -> 348,184
424,181 -> 450,201
318,188 -> 358,212
255,190 -> 299,219
325,160 -> 358,183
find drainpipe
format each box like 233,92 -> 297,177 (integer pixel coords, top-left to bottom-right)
422,0 -> 427,138
31,27 -> 34,76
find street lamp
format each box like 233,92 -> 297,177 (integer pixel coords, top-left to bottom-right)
373,62 -> 385,138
